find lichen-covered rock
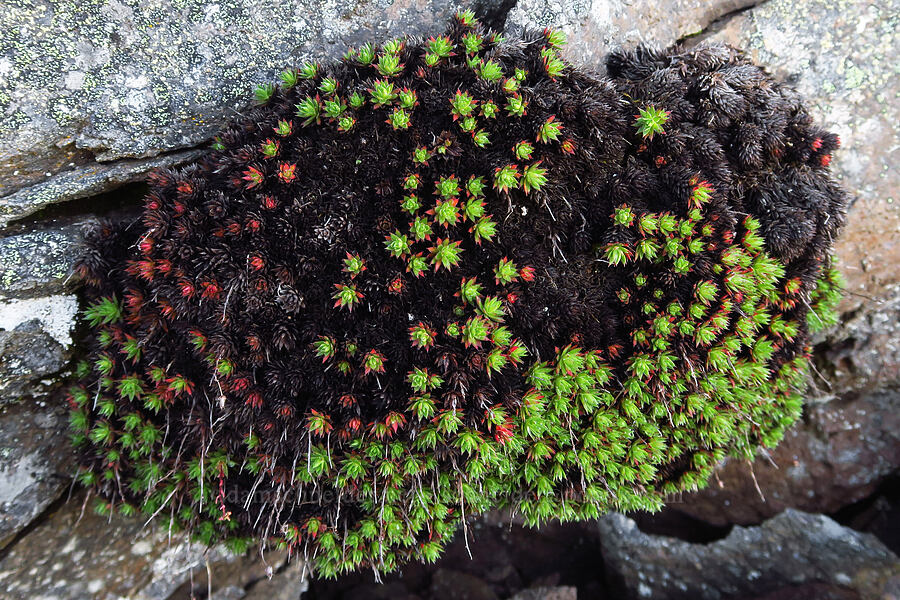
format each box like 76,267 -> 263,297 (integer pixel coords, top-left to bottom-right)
505,0 -> 757,68
598,508 -> 900,600
0,221 -> 95,400
0,0 -> 500,212
0,221 -> 94,295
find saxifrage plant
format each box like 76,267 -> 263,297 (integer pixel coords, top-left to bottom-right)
69,11 -> 847,577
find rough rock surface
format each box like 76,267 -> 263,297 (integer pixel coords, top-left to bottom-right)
703,0 -> 900,376
0,399 -> 74,550
0,152 -> 200,228
239,559 -> 308,600
663,0 -> 900,527
0,220 -> 93,399
0,491 -> 300,600
598,509 -> 900,600
509,586 -> 577,600
0,296 -> 79,399
505,0 -> 757,68
0,0 -> 495,209
671,387 -> 900,526
0,221 -> 93,296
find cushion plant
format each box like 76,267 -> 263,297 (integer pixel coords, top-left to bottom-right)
69,11 -> 847,577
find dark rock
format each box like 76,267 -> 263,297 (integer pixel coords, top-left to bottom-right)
736,583 -> 861,600
229,557 -> 307,600
343,581 -> 419,600
833,476 -> 900,555
0,399 -> 74,550
430,568 -> 499,600
505,0 -> 757,68
509,587 -> 577,600
0,153 -> 200,227
598,509 -> 900,600
671,388 -> 900,526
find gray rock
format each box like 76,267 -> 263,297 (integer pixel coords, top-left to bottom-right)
0,297 -> 79,400
0,490 -> 295,600
0,0 -> 498,209
671,388 -> 900,526
0,399 -> 74,550
0,221 -> 90,400
0,221 -> 92,298
242,559 -> 309,600
505,0 -> 757,69
816,288 -> 900,396
598,508 -> 900,600
0,152 -> 199,227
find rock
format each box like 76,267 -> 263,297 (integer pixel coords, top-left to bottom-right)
241,558 -> 309,600
213,587 -> 250,600
0,296 -> 79,400
0,221 -> 90,400
664,0 -> 900,532
0,153 -> 200,227
737,583 -> 862,600
509,586 -> 577,600
0,221 -> 94,297
815,291 -> 900,396
505,0 -> 757,68
671,388 -> 900,526
0,0 -> 503,213
137,544 -> 289,600
342,581 -> 419,600
0,399 -> 74,550
703,0 -> 900,367
598,508 -> 900,600
430,568 -> 499,600
0,491 -> 297,600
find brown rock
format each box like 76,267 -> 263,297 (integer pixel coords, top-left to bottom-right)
672,388 -> 900,526
430,568 -> 499,600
